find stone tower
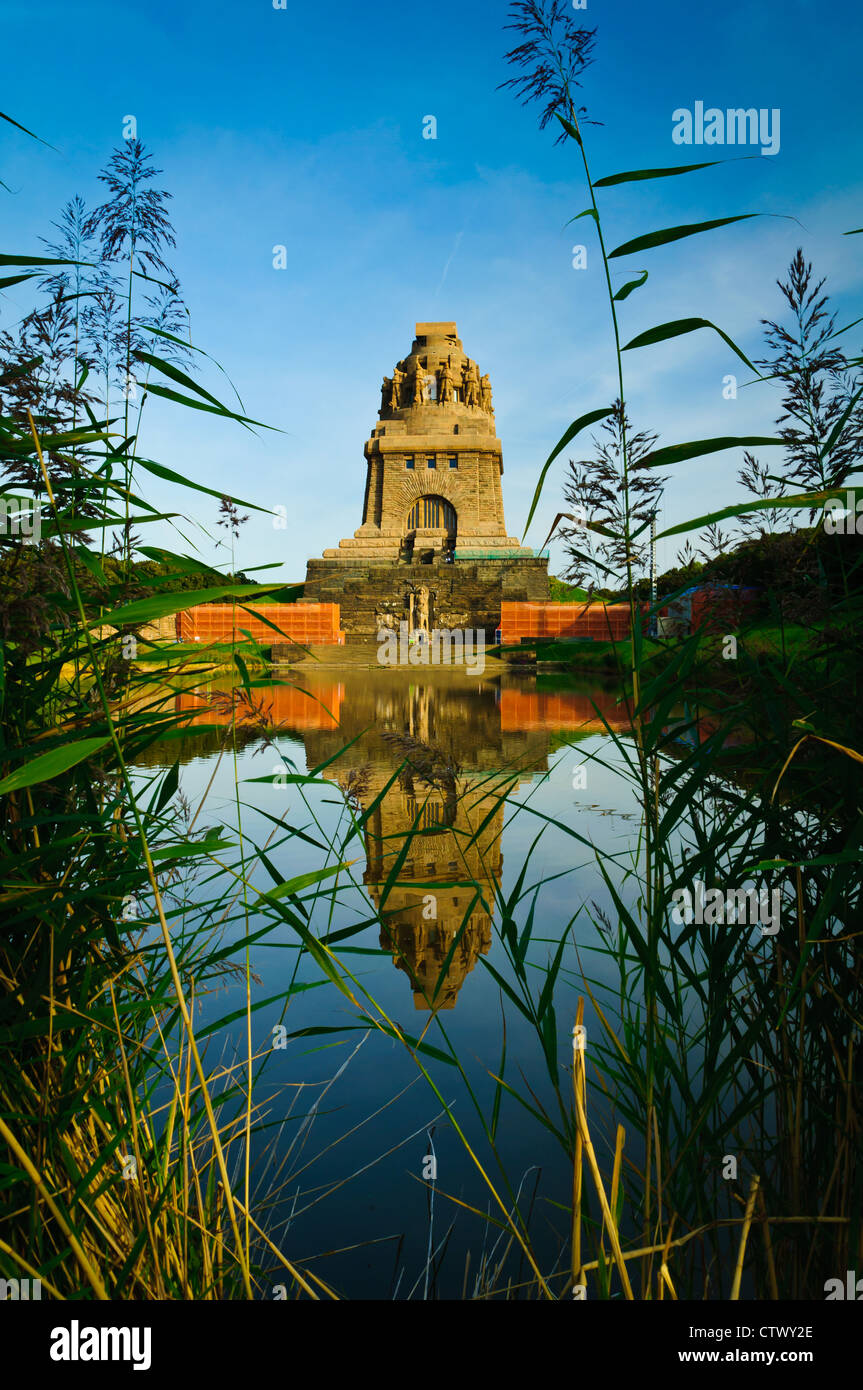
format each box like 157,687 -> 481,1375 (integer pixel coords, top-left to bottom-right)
304,321 -> 549,639
321,322 -> 526,561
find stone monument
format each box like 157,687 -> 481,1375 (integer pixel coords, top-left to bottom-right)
304,322 -> 549,640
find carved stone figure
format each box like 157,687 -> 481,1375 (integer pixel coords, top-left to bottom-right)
462,359 -> 480,407
480,373 -> 493,412
413,360 -> 428,405
381,376 -> 393,413
416,585 -> 430,632
438,359 -> 454,405
390,367 -> 404,409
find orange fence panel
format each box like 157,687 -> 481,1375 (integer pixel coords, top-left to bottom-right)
498,601 -> 639,645
177,603 -> 344,645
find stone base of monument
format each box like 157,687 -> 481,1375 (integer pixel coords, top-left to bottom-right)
302,556 -> 550,644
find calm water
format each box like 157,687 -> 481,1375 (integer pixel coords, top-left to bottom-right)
134,663 -> 649,1298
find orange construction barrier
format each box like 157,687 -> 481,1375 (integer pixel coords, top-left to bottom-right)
177,602 -> 344,646
498,601 -> 635,645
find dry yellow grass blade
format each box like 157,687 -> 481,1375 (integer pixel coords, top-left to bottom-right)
578,977 -> 633,1066
571,1000 -> 585,1293
0,1115 -> 108,1300
609,1123 -> 625,1244
757,1188 -> 779,1299
772,733 -> 863,802
0,1238 -> 65,1299
107,980 -> 166,1298
572,1053 -> 634,1299
226,1190 -> 330,1300
731,1174 -> 760,1300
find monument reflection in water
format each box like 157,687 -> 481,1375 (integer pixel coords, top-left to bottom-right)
305,672 -> 549,1012
176,667 -> 632,1013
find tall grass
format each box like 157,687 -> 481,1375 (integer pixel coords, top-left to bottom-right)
0,116 -> 358,1294
2,69 -> 861,1304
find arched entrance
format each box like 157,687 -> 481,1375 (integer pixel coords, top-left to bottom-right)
403,494 -> 457,564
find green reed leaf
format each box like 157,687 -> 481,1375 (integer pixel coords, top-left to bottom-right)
135,456 -> 269,511
655,489 -> 842,538
0,273 -> 40,290
134,546 -> 223,576
0,111 -> 57,149
613,269 -> 648,301
609,214 -> 758,259
565,207 -> 599,227
142,380 -> 277,431
523,407 -> 614,539
0,253 -> 87,267
622,316 -> 758,372
642,435 -> 784,470
554,112 -> 582,146
90,582 -> 294,627
135,350 -> 230,413
146,326 -> 247,411
823,382 -> 863,459
0,736 -> 112,795
594,159 -> 754,187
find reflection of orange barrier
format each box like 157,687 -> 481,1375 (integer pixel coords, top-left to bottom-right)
500,687 -> 631,732
177,603 -> 344,645
499,601 -> 636,645
176,681 -> 342,729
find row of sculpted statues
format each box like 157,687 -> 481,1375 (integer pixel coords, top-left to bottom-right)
381,356 -> 493,414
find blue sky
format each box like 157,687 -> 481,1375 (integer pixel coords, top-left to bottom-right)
2,0 -> 862,579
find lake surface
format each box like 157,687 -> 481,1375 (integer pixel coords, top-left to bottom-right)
134,662 -> 651,1298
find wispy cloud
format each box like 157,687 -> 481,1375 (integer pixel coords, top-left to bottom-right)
436,229 -> 464,296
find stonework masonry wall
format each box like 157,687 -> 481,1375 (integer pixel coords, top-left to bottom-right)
304,557 -> 550,642
364,439 -> 505,539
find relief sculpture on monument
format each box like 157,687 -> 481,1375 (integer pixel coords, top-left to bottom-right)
438,358 -> 455,404
462,359 -> 480,407
412,361 -> 428,405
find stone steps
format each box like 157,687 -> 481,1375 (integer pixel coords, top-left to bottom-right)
271,642 -> 506,669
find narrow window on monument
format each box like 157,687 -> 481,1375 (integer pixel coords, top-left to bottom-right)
405,455 -> 415,469
426,455 -> 436,469
448,456 -> 458,469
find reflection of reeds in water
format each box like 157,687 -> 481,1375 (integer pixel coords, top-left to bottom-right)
337,764 -> 373,815
380,731 -> 461,793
